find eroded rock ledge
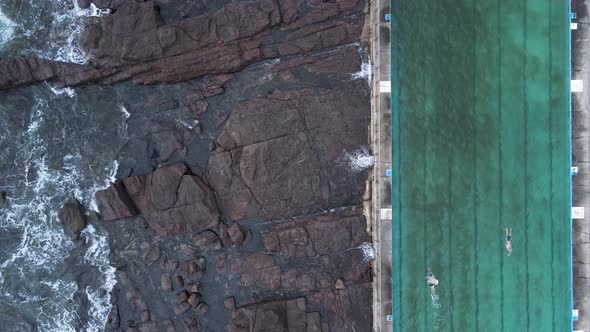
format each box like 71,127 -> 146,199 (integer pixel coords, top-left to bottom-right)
0,0 -> 365,90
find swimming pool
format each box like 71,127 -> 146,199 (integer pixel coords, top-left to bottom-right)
390,0 -> 572,330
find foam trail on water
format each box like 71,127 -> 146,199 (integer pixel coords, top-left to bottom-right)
37,279 -> 78,332
431,294 -> 446,331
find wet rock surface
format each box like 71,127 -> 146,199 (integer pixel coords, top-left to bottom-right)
58,197 -> 88,236
0,0 -> 364,91
208,87 -> 370,221
28,0 -> 374,330
103,205 -> 372,331
0,191 -> 6,208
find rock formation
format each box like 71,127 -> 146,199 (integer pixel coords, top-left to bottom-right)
0,0 -> 364,91
101,204 -> 371,331
225,208 -> 373,331
208,87 -> 370,221
0,191 -> 7,209
95,182 -> 138,221
95,164 -> 220,236
28,0 -> 375,330
58,197 -> 88,236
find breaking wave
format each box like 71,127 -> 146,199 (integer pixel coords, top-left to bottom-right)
47,83 -> 77,98
340,146 -> 375,172
350,45 -> 372,86
49,3 -> 110,64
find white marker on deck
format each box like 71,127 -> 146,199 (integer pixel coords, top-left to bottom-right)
379,81 -> 391,93
572,80 -> 583,92
572,166 -> 579,175
572,207 -> 585,219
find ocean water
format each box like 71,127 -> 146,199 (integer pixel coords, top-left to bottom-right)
0,1 -> 125,330
0,83 -> 128,331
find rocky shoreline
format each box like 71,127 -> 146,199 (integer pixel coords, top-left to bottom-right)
6,0 -> 373,330
0,0 -> 365,90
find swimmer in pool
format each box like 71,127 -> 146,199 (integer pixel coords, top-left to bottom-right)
505,227 -> 512,256
426,272 -> 439,300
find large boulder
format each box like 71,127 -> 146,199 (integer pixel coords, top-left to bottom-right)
123,164 -> 220,236
96,164 -> 220,236
95,182 -> 139,221
58,197 -> 88,236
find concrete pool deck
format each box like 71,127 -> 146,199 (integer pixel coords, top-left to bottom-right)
572,0 -> 590,330
390,0 -> 572,330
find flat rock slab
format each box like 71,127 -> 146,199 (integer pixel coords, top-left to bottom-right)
208,88 -> 369,221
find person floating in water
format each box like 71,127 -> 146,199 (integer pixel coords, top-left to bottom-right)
426,272 -> 439,300
505,227 -> 512,256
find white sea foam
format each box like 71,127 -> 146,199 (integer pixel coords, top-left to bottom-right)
16,292 -> 46,304
0,7 -> 16,46
82,225 -> 117,332
54,3 -> 110,63
350,45 -> 372,87
63,153 -> 118,212
47,83 -> 76,98
340,147 -> 375,172
88,160 -> 118,212
23,2 -> 111,64
351,61 -> 372,82
38,279 -> 78,332
0,96 -> 76,271
117,105 -> 131,139
0,88 -> 122,331
120,105 -> 130,119
359,241 -> 375,262
177,119 -> 199,130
